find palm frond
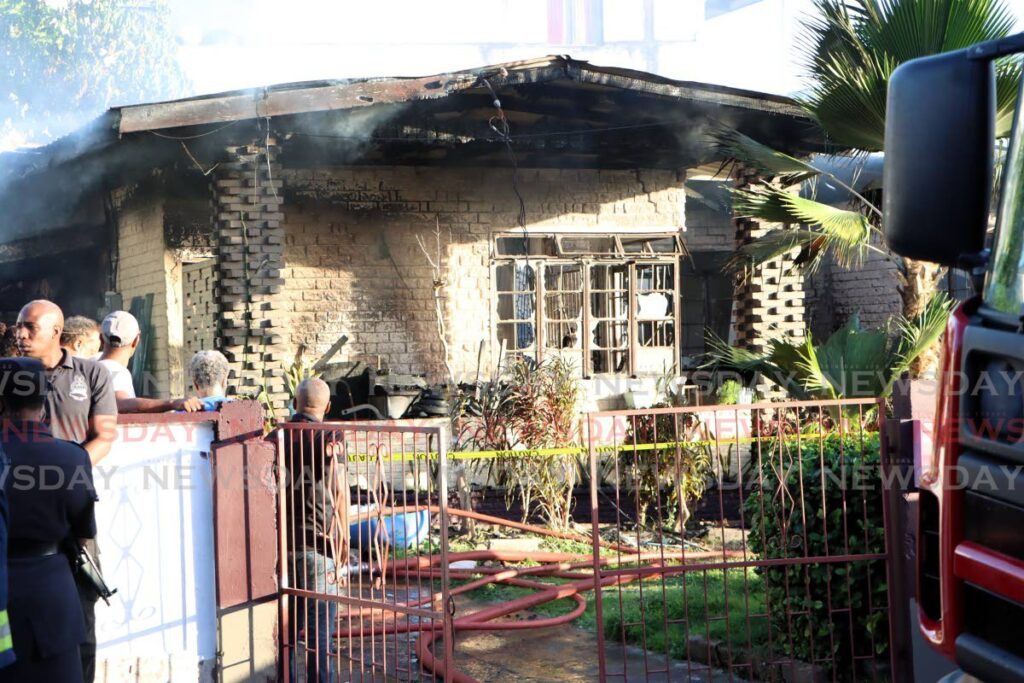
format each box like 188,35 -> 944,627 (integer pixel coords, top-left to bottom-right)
885,292 -> 953,392
732,187 -> 805,223
701,331 -> 765,371
782,193 -> 873,267
798,0 -> 1020,150
729,229 -> 809,270
996,58 -> 1022,136
711,127 -> 820,186
815,313 -> 890,398
732,187 -> 873,269
766,338 -> 818,399
795,337 -> 841,400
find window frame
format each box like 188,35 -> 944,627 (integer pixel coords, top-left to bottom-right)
492,233 -> 682,378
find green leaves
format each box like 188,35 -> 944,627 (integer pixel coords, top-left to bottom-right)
732,186 -> 875,271
799,0 -> 1020,149
713,126 -> 821,185
885,292 -> 954,392
746,433 -> 888,675
719,125 -> 881,274
703,295 -> 951,400
0,0 -> 186,144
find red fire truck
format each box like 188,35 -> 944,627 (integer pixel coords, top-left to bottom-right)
885,33 -> 1024,682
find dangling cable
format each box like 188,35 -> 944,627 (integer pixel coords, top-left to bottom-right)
481,77 -> 527,231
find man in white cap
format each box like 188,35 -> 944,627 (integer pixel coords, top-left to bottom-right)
98,311 -> 201,413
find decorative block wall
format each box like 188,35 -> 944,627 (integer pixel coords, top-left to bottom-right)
731,167 -> 806,395
181,258 -> 217,376
212,141 -> 288,412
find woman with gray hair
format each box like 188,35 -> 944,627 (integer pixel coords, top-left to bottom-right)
188,350 -> 232,412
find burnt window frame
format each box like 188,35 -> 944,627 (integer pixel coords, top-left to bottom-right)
492,233 -> 682,378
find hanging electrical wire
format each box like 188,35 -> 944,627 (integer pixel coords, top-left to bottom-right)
481,77 -> 527,230
147,119 -> 241,140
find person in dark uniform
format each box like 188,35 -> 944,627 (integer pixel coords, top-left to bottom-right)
285,377 -> 348,683
0,357 -> 96,683
16,300 -> 115,683
0,411 -> 16,673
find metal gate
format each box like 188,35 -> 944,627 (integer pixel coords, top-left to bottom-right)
277,421 -> 455,682
585,398 -> 898,681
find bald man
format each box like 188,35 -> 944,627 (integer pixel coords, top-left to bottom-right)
285,377 -> 348,682
294,377 -> 332,421
15,300 -> 116,683
15,300 -> 116,465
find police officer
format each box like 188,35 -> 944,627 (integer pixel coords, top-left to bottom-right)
15,299 -> 115,682
0,357 -> 96,683
0,389 -> 15,674
16,300 -> 116,464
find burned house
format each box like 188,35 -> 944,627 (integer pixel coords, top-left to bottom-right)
0,56 -> 828,411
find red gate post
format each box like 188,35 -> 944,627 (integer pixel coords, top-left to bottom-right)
588,414 -> 608,682
275,427 -> 291,683
210,400 -> 280,682
438,427 -> 456,673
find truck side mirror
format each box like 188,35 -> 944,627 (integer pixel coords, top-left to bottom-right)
883,49 -> 995,266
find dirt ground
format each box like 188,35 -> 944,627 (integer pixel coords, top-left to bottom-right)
450,594 -> 737,683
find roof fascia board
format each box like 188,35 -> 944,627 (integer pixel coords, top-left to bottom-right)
566,63 -> 809,118
118,64 -> 569,134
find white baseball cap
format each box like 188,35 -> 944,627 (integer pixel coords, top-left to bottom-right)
101,310 -> 140,345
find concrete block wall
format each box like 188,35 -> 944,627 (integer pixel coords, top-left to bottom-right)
212,142 -> 288,411
280,166 -> 686,384
805,246 -> 901,339
731,168 -> 806,395
682,201 -> 736,252
115,191 -> 177,398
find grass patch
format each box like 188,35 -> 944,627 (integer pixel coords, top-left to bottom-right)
392,536 -> 477,559
603,568 -> 769,658
461,567 -> 768,659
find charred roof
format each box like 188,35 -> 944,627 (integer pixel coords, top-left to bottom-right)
0,55 -> 827,241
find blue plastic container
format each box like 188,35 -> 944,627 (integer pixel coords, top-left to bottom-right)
349,506 -> 431,549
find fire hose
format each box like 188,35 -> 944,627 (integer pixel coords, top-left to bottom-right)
297,506 -> 744,683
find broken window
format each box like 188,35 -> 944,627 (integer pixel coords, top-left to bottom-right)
494,236 -> 557,257
543,264 -> 584,373
495,262 -> 537,363
494,233 -> 690,377
589,263 -> 630,374
634,263 -> 676,374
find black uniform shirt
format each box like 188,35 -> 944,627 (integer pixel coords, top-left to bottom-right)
2,420 -> 95,543
42,349 -> 116,445
1,420 -> 96,672
286,412 -> 341,553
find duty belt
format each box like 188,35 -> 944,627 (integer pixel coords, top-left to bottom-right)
8,539 -> 60,559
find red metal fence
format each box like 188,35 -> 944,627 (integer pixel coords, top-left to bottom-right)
586,398 -> 897,682
274,398 -> 900,682
276,421 -> 453,682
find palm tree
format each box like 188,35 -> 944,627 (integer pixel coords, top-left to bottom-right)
704,294 -> 951,401
722,0 -> 1020,374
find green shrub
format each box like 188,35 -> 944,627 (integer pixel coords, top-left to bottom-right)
622,409 -> 712,532
471,356 -> 582,530
744,432 -> 889,678
715,379 -> 743,405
